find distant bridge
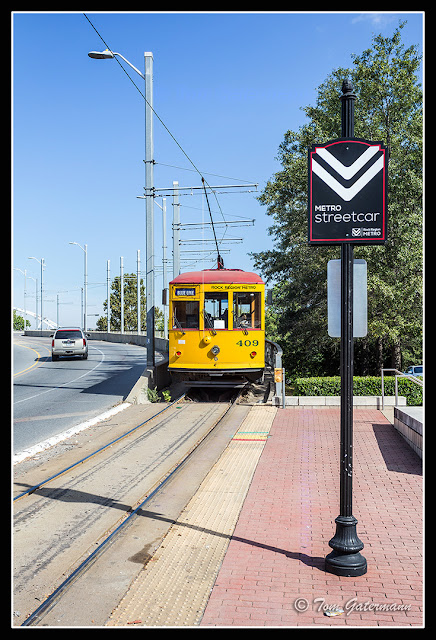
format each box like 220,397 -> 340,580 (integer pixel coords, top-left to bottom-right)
13,307 -> 57,330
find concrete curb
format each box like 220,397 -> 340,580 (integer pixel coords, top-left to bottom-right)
275,395 -> 407,407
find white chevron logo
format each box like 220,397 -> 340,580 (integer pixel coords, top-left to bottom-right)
312,146 -> 384,202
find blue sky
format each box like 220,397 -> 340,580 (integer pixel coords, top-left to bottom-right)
12,11 -> 423,329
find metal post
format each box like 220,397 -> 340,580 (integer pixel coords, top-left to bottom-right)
23,270 -> 27,329
40,259 -> 44,331
325,79 -> 367,577
282,367 -> 286,409
173,181 -> 180,278
145,52 -> 155,366
137,249 -> 141,334
26,275 -> 37,330
84,244 -> 88,331
107,259 -> 111,332
120,256 -> 124,334
35,279 -> 38,329
162,197 -> 168,339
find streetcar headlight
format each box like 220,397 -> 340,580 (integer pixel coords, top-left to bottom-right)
211,345 -> 220,356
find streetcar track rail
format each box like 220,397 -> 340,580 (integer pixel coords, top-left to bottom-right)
13,394 -> 186,502
15,389 -> 243,626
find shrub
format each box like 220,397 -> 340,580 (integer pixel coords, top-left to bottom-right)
293,376 -> 422,406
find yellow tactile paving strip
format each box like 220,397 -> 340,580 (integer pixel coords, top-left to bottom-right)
106,405 -> 277,627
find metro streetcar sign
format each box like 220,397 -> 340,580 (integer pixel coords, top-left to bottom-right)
308,138 -> 388,245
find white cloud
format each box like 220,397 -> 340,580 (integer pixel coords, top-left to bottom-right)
351,12 -> 400,28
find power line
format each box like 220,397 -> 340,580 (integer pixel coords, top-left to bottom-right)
83,13 -> 228,227
155,161 -> 256,185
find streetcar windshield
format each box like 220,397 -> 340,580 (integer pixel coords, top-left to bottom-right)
204,292 -> 228,329
233,292 -> 261,329
172,300 -> 199,329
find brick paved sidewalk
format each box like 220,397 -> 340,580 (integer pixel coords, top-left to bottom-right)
200,407 -> 423,627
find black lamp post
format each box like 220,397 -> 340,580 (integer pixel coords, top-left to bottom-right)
324,79 -> 367,577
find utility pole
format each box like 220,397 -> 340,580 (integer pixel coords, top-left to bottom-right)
172,181 -> 180,279
120,256 -> 124,334
137,249 -> 141,334
107,259 -> 111,332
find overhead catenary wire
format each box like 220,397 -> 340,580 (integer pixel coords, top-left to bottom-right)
201,177 -> 224,268
83,13 -> 230,234
154,161 -> 256,185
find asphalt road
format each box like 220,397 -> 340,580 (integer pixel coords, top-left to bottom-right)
13,333 -> 161,456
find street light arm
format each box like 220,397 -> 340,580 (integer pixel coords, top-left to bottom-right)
69,241 -> 85,252
88,50 -> 144,80
113,52 -> 145,80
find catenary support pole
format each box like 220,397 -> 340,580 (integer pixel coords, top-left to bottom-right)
172,181 -> 180,279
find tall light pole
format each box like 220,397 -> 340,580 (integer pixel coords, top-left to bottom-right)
144,52 -> 155,365
28,257 -> 44,330
27,275 -> 38,329
69,242 -> 88,330
88,48 -> 155,366
137,249 -> 141,334
107,259 -> 111,332
120,256 -> 124,334
14,267 -> 27,329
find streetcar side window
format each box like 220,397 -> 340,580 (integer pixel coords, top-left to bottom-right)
204,292 -> 229,329
172,300 -> 199,329
233,292 -> 261,329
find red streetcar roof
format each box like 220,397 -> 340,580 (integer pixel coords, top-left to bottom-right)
170,268 -> 264,285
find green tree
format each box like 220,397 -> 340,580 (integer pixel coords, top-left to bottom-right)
96,273 -> 164,333
13,309 -> 30,331
253,22 -> 422,376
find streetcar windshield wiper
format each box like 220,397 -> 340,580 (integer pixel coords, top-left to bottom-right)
202,308 -> 216,335
172,314 -> 185,335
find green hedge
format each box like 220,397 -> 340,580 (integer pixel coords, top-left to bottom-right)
293,376 -> 422,406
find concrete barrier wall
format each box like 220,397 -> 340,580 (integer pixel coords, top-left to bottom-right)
87,331 -> 169,353
24,329 -> 169,354
394,407 -> 423,458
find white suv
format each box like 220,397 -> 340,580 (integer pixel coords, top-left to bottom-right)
51,327 -> 89,360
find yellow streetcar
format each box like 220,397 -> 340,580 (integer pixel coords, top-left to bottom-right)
168,267 -> 265,386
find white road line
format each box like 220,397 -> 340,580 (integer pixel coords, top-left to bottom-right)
13,402 -> 131,465
13,346 -> 106,405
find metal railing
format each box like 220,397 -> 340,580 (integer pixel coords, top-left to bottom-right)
381,368 -> 423,409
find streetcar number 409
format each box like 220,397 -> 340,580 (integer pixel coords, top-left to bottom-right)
236,339 -> 259,347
